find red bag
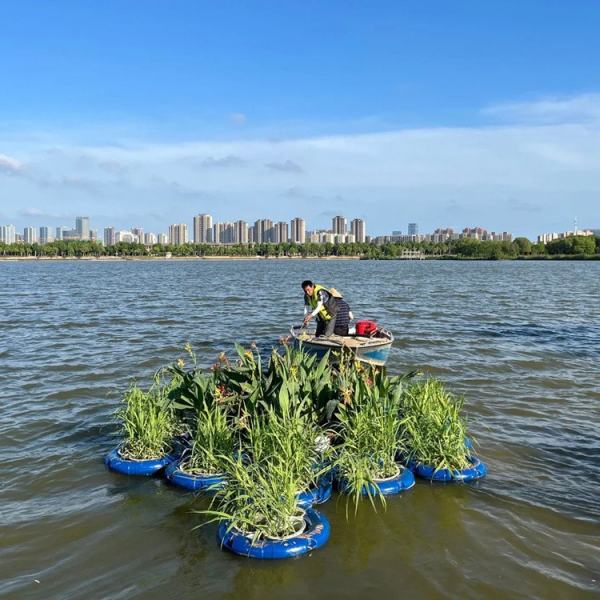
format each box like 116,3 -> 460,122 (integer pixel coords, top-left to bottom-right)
355,320 -> 377,336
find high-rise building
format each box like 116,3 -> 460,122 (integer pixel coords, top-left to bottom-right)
55,226 -> 65,240
158,233 -> 168,245
131,227 -> 144,244
234,220 -> 248,244
408,223 -> 419,235
89,230 -> 98,242
350,218 -> 366,243
248,225 -> 255,244
76,216 -> 90,241
332,216 -> 347,235
212,222 -> 224,244
254,219 -> 273,243
275,221 -> 289,244
0,224 -> 16,244
39,226 -> 53,245
168,223 -> 188,245
104,227 -> 116,246
193,214 -> 213,243
24,227 -> 37,244
144,233 -> 157,245
220,222 -> 235,244
290,217 -> 306,244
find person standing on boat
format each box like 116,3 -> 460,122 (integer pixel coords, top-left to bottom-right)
302,280 -> 352,337
302,281 -> 338,337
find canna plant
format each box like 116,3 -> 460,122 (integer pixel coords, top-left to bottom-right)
117,383 -> 176,460
400,379 -> 471,472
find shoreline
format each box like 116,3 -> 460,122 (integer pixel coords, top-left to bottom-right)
0,254 -> 598,262
0,255 -> 364,262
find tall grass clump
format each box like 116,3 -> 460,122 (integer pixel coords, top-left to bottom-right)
400,379 -> 470,472
334,371 -> 405,513
251,401 -> 328,494
182,401 -> 235,475
117,383 -> 176,460
199,396 -> 329,541
203,454 -> 306,542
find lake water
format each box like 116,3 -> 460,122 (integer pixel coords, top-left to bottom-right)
1,259 -> 599,599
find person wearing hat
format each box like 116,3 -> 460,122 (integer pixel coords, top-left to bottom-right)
301,280 -> 352,337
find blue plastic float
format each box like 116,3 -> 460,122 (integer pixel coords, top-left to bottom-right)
104,447 -> 176,476
216,507 -> 330,559
407,455 -> 487,482
296,474 -> 333,509
164,459 -> 226,491
338,464 -> 415,496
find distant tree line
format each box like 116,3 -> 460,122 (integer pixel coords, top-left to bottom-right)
0,236 -> 598,259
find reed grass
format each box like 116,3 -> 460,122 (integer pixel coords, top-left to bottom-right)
183,402 -> 234,475
117,384 -> 175,460
400,379 -> 470,472
335,375 -> 405,513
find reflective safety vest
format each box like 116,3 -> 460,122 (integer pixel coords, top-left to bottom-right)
306,284 -> 336,321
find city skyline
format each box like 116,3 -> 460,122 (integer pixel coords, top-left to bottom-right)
5,211 -> 599,246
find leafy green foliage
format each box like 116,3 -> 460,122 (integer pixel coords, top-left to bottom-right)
334,372 -> 406,513
117,383 -> 175,460
184,402 -> 234,475
400,379 -> 470,472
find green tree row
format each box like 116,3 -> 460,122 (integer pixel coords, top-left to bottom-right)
0,236 -> 597,259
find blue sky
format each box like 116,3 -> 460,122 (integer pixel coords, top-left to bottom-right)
1,1 -> 599,237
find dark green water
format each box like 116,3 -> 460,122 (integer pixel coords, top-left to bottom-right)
1,260 -> 599,599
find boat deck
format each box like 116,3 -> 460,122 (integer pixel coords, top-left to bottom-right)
294,332 -> 387,348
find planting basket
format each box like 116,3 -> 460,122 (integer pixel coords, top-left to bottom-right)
296,473 -> 334,509
216,508 -> 330,559
408,456 -> 487,482
104,447 -> 176,476
164,459 -> 226,491
338,465 -> 415,496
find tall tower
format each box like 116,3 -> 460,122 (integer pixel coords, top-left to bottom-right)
332,216 -> 347,235
350,218 -> 366,243
168,223 -> 188,245
76,216 -> 90,240
290,217 -> 306,244
193,214 -> 213,243
104,227 -> 116,246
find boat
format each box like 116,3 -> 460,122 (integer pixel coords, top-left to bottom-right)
290,325 -> 394,367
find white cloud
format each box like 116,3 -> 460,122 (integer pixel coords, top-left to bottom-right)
0,153 -> 23,174
483,93 -> 600,124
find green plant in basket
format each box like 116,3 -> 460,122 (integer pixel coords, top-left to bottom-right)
250,399 -> 328,494
400,379 -> 470,472
334,374 -> 405,513
182,401 -> 235,476
199,440 -> 309,542
117,383 -> 176,460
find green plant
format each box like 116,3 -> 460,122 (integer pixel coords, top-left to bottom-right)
198,396 -> 330,541
200,451 -> 306,542
117,383 -> 176,460
334,374 -> 405,513
250,401 -> 328,493
182,402 -> 235,475
400,379 -> 470,472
